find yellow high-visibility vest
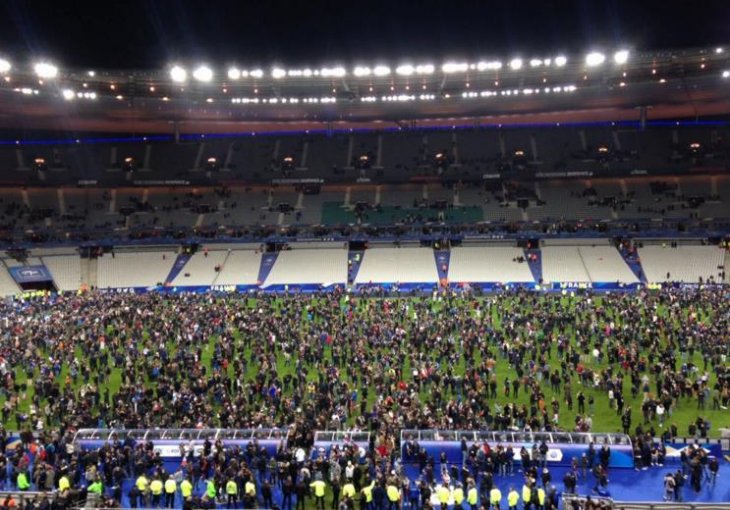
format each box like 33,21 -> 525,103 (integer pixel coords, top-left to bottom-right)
489,488 -> 502,504
181,480 -> 193,498
387,485 -> 400,502
227,480 -> 238,495
437,485 -> 450,503
362,483 -> 374,502
537,488 -> 545,505
136,476 -> 149,492
150,480 -> 163,496
165,479 -> 177,494
508,490 -> 519,507
453,487 -> 464,504
59,476 -> 70,491
245,481 -> 256,496
467,487 -> 478,505
310,480 -> 326,498
522,486 -> 531,503
343,483 -> 356,498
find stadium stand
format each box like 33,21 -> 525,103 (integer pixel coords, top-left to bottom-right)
447,246 -> 535,283
96,250 -> 176,288
638,244 -> 727,283
0,260 -> 20,296
355,247 -> 439,284
542,246 -> 592,283
41,254 -> 82,291
171,249 -> 228,286
263,247 -> 348,287
210,249 -> 263,286
577,245 -> 640,283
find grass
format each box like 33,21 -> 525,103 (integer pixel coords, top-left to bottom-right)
3,293 -> 728,438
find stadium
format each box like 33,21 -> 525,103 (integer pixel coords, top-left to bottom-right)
0,2 -> 728,510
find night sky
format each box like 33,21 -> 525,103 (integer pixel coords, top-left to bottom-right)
0,0 -> 728,69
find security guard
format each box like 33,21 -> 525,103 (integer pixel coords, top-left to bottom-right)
150,477 -> 164,508
361,480 -> 374,510
343,479 -> 357,500
180,478 -> 193,500
244,479 -> 257,508
164,475 -> 177,509
136,474 -> 150,507
453,483 -> 465,510
521,484 -> 531,510
437,484 -> 450,510
226,478 -> 239,509
16,472 -> 30,491
58,475 -> 71,492
507,487 -> 519,510
88,479 -> 103,496
467,482 -> 478,510
489,486 -> 502,510
536,487 -> 545,510
206,479 -> 217,501
386,482 -> 401,510
310,478 -> 327,510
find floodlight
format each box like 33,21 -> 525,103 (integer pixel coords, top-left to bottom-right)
34,62 -> 58,79
249,69 -> 264,79
170,65 -> 187,82
509,58 -> 523,70
228,67 -> 241,80
353,66 -> 371,77
529,59 -> 542,68
415,64 -> 435,74
442,62 -> 468,73
613,50 -> 629,65
585,52 -> 606,67
373,65 -> 391,76
62,89 -> 75,100
193,65 -> 213,82
396,64 -> 414,76
723,70 -> 729,78
554,56 -> 567,67
0,59 -> 10,73
272,68 -> 286,79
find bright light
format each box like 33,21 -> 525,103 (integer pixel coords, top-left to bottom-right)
228,67 -> 241,80
613,50 -> 629,65
373,65 -> 391,76
0,59 -> 10,73
529,59 -> 542,68
509,58 -> 523,70
715,47 -> 724,54
396,64 -> 414,76
193,65 -> 213,82
249,69 -> 264,79
34,62 -> 58,79
555,56 -> 567,67
416,64 -> 435,74
170,65 -> 187,82
585,52 -> 606,67
477,61 -> 502,71
272,67 -> 286,79
353,66 -> 371,77
723,71 -> 730,78
442,62 -> 468,73
62,89 -> 75,100
321,66 -> 346,77
87,70 -> 95,77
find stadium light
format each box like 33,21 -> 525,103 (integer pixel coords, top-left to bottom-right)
170,65 -> 187,82
442,62 -> 468,73
585,52 -> 606,67
34,62 -> 58,79
723,70 -> 729,78
509,58 -> 523,70
373,65 -> 391,76
249,69 -> 264,79
529,58 -> 542,68
321,66 -> 346,77
227,67 -> 241,80
272,67 -> 286,79
415,64 -> 435,74
477,61 -> 502,71
715,47 -> 724,54
554,55 -> 567,67
0,59 -> 11,73
396,64 -> 414,76
62,89 -> 75,100
613,50 -> 629,65
193,65 -> 213,82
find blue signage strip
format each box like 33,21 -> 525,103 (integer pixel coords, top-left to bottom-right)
8,265 -> 53,284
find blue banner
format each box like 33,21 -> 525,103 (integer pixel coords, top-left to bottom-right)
8,265 -> 53,283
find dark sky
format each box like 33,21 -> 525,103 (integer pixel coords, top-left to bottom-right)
0,0 -> 729,69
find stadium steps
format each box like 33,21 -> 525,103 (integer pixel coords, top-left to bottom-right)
619,247 -> 647,283
524,249 -> 543,283
347,250 -> 364,286
210,250 -> 232,285
80,257 -> 97,289
434,250 -> 450,283
256,252 -> 279,284
164,253 -> 192,284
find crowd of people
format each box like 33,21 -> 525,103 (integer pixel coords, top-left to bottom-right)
0,285 -> 725,508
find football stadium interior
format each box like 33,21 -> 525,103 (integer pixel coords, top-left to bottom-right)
0,11 -> 729,510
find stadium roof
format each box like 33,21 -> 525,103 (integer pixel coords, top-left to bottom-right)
0,46 -> 728,133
